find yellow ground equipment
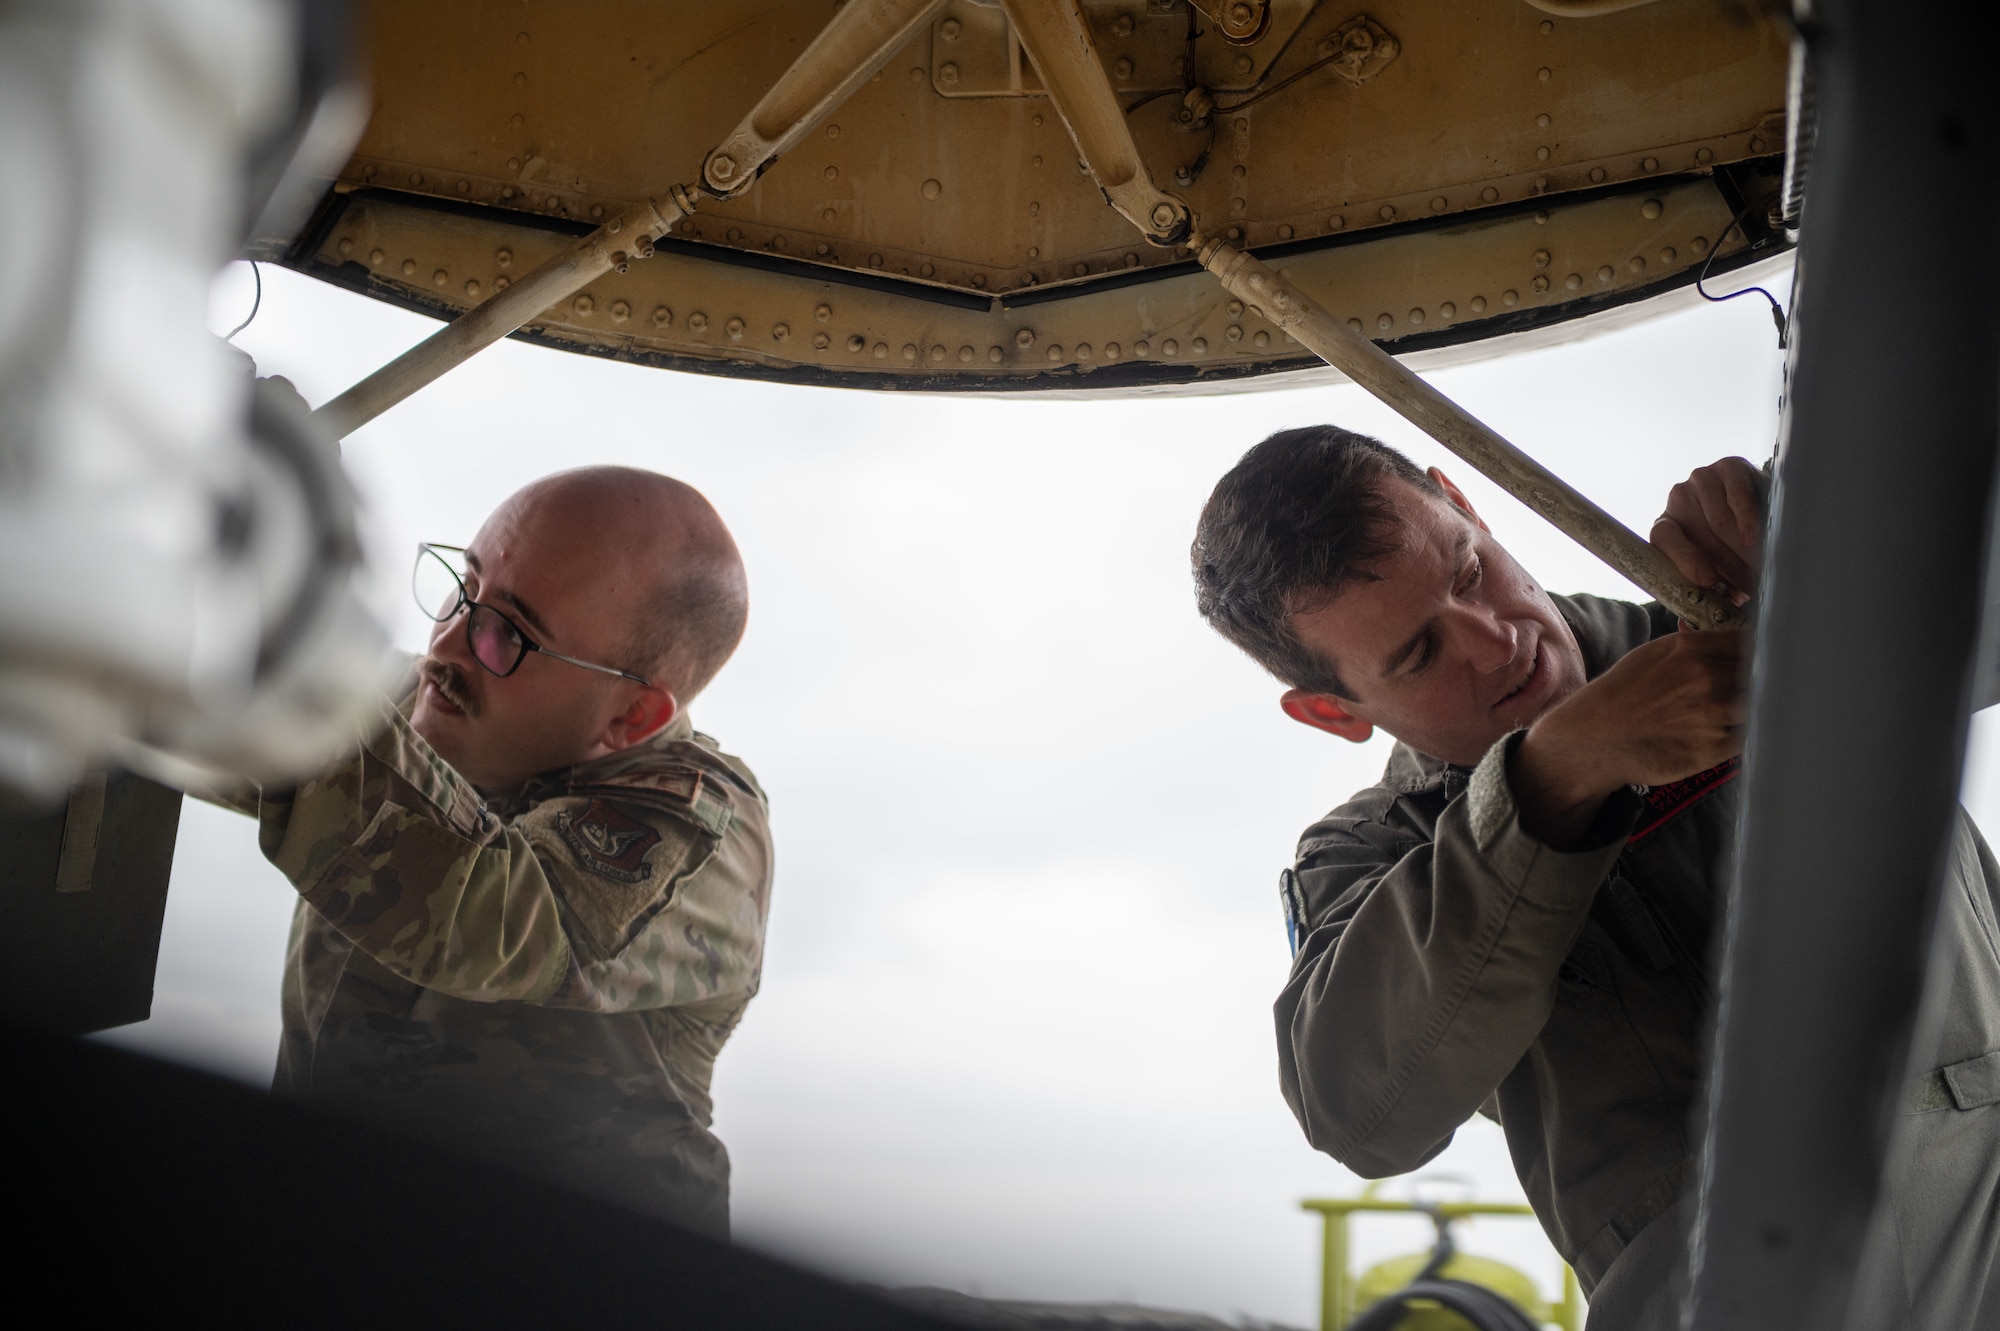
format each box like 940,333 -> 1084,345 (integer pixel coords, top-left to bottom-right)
1303,1191 -> 1581,1331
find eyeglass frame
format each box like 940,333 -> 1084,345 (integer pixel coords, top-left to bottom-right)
414,542 -> 654,687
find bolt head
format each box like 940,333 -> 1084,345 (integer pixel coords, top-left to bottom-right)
710,154 -> 736,181
1150,202 -> 1178,229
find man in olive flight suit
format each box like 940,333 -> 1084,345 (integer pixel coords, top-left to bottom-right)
1191,427 -> 2000,1328
240,465 -> 770,1238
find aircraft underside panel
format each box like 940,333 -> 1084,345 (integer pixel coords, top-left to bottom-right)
261,0 -> 1793,393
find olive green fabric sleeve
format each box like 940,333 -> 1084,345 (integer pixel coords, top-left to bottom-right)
1275,731 -> 1641,1177
257,700 -> 768,1015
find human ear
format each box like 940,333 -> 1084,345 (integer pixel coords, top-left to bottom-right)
1427,467 -> 1492,535
600,685 -> 679,751
1280,689 -> 1375,743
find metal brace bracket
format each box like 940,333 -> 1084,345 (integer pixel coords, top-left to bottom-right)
315,1 -> 947,437
1001,0 -> 1738,626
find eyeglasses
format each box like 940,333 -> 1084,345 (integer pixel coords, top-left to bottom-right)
413,543 -> 652,686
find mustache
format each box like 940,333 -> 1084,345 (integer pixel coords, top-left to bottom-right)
420,657 -> 480,718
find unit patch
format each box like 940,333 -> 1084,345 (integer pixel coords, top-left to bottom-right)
556,798 -> 661,882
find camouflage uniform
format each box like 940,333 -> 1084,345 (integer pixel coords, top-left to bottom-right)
252,694 -> 772,1237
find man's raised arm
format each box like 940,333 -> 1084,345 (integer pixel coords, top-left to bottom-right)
1278,455 -> 1760,1172
1277,731 -> 1646,1176
257,700 -> 767,1014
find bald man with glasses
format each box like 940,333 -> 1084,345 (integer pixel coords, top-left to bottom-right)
245,466 -> 770,1237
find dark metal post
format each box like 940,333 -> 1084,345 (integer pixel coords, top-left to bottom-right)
0,772 -> 183,1032
1688,1 -> 2000,1326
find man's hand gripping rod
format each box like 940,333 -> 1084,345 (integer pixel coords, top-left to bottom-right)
313,0 -> 946,439
999,0 -> 1741,631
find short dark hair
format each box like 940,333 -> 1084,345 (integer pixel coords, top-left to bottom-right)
634,554 -> 747,702
525,466 -> 748,703
1191,426 -> 1442,697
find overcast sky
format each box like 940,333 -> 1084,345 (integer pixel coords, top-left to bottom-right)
101,254 -> 2000,1327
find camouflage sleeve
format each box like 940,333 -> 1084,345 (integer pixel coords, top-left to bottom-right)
182,654 -> 421,821
256,700 -> 768,1013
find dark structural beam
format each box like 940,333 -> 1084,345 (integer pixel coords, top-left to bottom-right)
1688,0 -> 2000,1326
8,1031 -> 963,1330
0,772 -> 182,1033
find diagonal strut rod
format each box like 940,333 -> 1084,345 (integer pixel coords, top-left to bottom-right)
313,0 -> 946,439
996,0 -> 1741,631
321,0 -> 1737,634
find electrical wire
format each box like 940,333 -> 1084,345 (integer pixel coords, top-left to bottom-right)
1130,3 -> 1339,117
1214,48 -> 1345,113
1123,87 -> 1180,113
1696,206 -> 1788,347
226,260 -> 263,341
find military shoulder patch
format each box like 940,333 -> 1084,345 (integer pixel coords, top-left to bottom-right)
555,798 -> 662,883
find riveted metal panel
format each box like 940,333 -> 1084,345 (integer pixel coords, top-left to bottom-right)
266,0 -> 1791,390
292,167 -> 1774,392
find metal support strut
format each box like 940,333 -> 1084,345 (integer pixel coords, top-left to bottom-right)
1000,0 -> 1737,626
1000,0 -> 1190,245
704,0 -> 945,199
314,189 -> 694,438
314,0 -> 945,438
1197,240 -> 1737,628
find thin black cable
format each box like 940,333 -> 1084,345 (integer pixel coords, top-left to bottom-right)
1127,9 -> 1338,117
1184,0 -> 1201,91
1695,206 -> 1787,347
1123,87 -> 1180,113
1126,3 -> 1204,113
1412,1221 -> 1455,1283
226,260 -> 263,341
1214,49 -> 1343,113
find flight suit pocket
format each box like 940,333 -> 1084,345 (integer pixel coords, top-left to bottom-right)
1550,935 -> 1677,1110
313,800 -> 478,938
1943,1049 -> 2000,1110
